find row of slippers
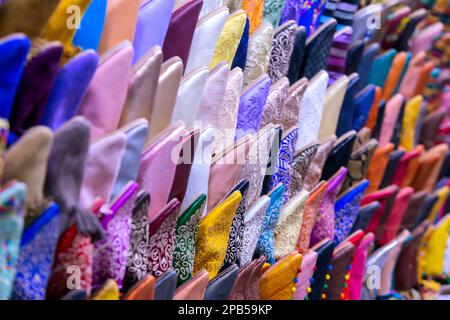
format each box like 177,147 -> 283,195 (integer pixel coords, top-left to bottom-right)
1,0 -> 449,140
2,122 -> 450,299
1,89 -> 449,300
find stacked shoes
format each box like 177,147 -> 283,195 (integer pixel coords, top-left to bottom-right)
0,0 -> 450,300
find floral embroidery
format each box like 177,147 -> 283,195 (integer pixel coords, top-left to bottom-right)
244,22 -> 274,86
0,182 -> 25,300
194,193 -> 241,279
343,141 -> 377,191
222,186 -> 248,269
296,71 -> 328,149
274,191 -> 309,259
296,185 -> 326,253
147,212 -> 177,277
235,75 -> 272,140
237,126 -> 276,209
310,169 -> 346,246
290,143 -> 319,197
12,204 -> 60,300
282,79 -> 308,131
334,181 -> 369,244
279,0 -> 303,25
215,68 -> 244,153
92,191 -> 136,289
173,198 -> 205,284
123,192 -> 150,290
269,128 -> 299,204
211,11 -> 247,69
0,213 -> 23,299
268,22 -> 297,82
46,225 -> 93,299
255,185 -> 285,264
241,198 -> 270,265
261,77 -> 290,129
